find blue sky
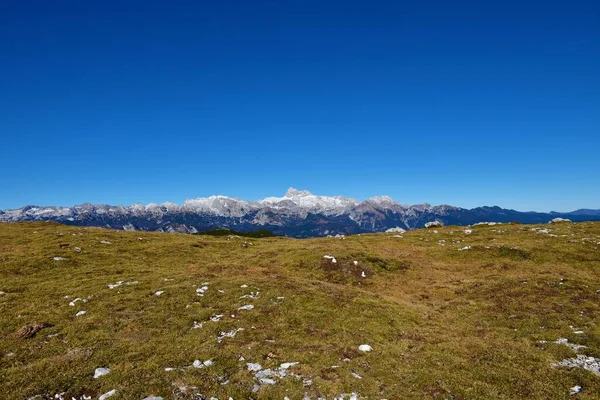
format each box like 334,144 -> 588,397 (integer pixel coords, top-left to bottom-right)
1,1 -> 598,212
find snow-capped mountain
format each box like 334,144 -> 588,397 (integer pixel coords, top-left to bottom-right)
1,188 -> 599,237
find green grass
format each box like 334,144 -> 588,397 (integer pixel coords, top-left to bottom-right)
1,221 -> 600,399
194,229 -> 276,238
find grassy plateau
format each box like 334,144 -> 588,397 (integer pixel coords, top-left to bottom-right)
1,221 -> 600,399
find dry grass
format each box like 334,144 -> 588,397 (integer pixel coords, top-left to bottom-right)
1,221 -> 600,399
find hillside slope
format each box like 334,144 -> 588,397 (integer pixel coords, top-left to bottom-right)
1,222 -> 600,399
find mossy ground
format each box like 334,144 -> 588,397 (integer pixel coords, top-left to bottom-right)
1,221 -> 600,399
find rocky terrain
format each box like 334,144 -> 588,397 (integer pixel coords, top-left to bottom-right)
1,189 -> 599,237
2,221 -> 600,398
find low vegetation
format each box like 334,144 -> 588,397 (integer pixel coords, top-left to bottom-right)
194,229 -> 276,238
1,221 -> 600,399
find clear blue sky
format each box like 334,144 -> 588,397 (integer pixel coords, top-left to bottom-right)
1,1 -> 598,212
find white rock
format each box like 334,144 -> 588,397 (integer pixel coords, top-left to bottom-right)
100,240 -> 112,244
550,217 -> 572,224
192,359 -> 213,368
463,229 -> 472,234
52,257 -> 67,261
238,304 -> 254,311
358,344 -> 372,352
191,321 -> 203,329
217,328 -> 244,343
93,367 -> 110,379
247,362 -> 262,371
98,390 -> 116,400
351,372 -> 363,379
196,285 -> 209,295
361,271 -> 366,278
425,221 -> 443,228
154,290 -> 165,296
553,355 -> 600,374
353,261 -> 359,266
385,227 -> 406,233
69,298 -> 82,306
107,281 -> 123,289
457,246 -> 472,251
75,311 -> 86,317
570,385 -> 582,395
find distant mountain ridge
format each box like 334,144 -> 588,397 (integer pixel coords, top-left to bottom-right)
1,188 -> 599,237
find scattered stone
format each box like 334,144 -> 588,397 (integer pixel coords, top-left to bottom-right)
550,218 -> 572,224
334,393 -> 359,400
217,328 -> 244,343
141,397 -> 163,400
100,240 -> 112,244
358,344 -> 372,352
553,355 -> 600,375
385,227 -> 406,233
393,235 -> 403,238
196,285 -> 209,296
98,390 -> 116,400
75,311 -> 86,317
324,255 -> 337,263
554,338 -> 587,353
154,291 -> 165,296
69,298 -> 83,306
425,221 -> 443,228
361,271 -> 366,278
238,304 -> 254,311
93,367 -> 110,379
353,261 -> 359,266
52,257 -> 67,261
240,284 -> 248,288
247,362 -> 262,372
74,247 -> 81,253
570,385 -> 582,395
457,246 -> 472,251
192,359 -> 213,368
0,291 -> 5,295
463,229 -> 472,234
351,372 -> 363,379
210,314 -> 224,322
240,292 -> 260,299
107,281 -> 123,289
191,321 -> 203,329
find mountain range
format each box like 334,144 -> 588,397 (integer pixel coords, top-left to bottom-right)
1,188 -> 599,237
